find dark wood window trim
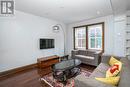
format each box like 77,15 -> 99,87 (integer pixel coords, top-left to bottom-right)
73,22 -> 104,52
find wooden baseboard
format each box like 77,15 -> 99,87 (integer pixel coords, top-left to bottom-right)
0,63 -> 37,79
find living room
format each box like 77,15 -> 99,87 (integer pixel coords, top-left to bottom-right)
0,0 -> 130,87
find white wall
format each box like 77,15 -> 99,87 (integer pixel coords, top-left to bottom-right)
0,11 -> 66,72
66,15 -> 126,57
113,14 -> 126,57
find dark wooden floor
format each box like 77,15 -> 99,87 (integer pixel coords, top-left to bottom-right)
0,64 -> 96,87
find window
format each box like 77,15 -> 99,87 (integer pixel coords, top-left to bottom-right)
88,24 -> 103,50
74,27 -> 86,50
74,22 -> 104,51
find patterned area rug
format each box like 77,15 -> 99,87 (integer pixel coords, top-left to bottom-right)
41,69 -> 91,87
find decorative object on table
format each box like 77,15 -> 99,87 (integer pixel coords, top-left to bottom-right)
52,24 -> 66,59
40,69 -> 91,87
51,59 -> 81,85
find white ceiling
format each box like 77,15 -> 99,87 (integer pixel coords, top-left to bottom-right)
127,0 -> 130,10
15,0 -> 129,24
111,0 -> 127,14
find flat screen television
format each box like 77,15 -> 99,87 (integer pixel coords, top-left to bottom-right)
40,39 -> 55,49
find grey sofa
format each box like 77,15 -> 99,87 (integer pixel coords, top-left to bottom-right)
71,50 -> 102,66
74,55 -> 130,87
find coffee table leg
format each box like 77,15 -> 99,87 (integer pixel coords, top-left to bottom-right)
62,71 -> 67,85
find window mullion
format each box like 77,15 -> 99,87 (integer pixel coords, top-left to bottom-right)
95,28 -> 96,49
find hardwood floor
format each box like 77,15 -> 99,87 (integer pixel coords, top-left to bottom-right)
0,64 -> 96,87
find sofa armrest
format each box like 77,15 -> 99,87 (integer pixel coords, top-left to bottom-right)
75,75 -> 115,87
71,50 -> 78,58
101,55 -> 111,64
101,54 -> 123,64
92,51 -> 102,65
94,51 -> 102,55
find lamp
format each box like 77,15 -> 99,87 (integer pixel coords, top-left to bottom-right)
53,25 -> 60,33
52,24 -> 65,56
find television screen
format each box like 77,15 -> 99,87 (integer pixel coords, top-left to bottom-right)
40,39 -> 54,49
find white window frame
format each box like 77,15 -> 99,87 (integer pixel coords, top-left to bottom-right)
88,24 -> 103,50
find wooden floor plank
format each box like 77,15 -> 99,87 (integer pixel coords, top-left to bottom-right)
0,64 -> 96,87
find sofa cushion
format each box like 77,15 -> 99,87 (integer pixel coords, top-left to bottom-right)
95,63 -> 110,73
95,76 -> 120,86
87,51 -> 95,56
118,58 -> 130,87
106,64 -> 120,77
90,63 -> 110,78
75,55 -> 94,60
90,69 -> 106,78
75,74 -> 116,87
109,57 -> 122,71
78,50 -> 87,55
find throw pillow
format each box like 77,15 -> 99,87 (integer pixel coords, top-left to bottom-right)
109,56 -> 122,71
106,64 -> 120,77
95,76 -> 120,86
